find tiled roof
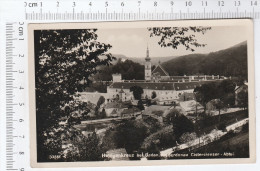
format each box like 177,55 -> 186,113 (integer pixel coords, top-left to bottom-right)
110,80 -> 222,91
173,80 -> 221,90
152,64 -> 169,76
161,75 -> 220,80
105,102 -> 128,109
109,82 -> 175,90
121,107 -> 141,114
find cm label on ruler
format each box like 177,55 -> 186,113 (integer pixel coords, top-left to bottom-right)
22,0 -> 260,8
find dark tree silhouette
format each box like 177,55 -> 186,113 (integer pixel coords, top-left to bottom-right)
130,86 -> 144,100
114,120 -> 148,154
237,90 -> 248,110
165,109 -> 194,141
97,96 -> 105,108
194,80 -> 236,116
194,82 -> 218,113
148,27 -> 211,51
34,29 -> 115,161
100,108 -> 107,118
218,80 -> 236,106
137,100 -> 145,110
151,91 -> 157,99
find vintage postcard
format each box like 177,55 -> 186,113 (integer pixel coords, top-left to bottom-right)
28,19 -> 255,167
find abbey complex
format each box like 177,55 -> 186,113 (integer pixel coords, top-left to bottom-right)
78,47 -> 228,108
106,47 -> 227,105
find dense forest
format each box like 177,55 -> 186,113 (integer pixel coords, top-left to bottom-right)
161,41 -> 248,79
92,58 -> 145,81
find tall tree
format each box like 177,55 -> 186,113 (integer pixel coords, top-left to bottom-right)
130,86 -> 144,100
34,29 -> 115,161
218,79 -> 236,106
148,27 -> 211,51
165,109 -> 194,141
237,89 -> 248,110
96,96 -> 105,108
194,82 -> 218,113
211,99 -> 225,122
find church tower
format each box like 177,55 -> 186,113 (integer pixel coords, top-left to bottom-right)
145,46 -> 151,80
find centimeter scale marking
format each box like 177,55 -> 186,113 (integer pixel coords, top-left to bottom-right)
23,0 -> 260,20
5,22 -> 26,171
3,0 -> 260,171
25,10 -> 260,21
6,23 -> 17,171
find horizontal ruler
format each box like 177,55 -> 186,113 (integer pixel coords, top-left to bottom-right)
25,10 -> 260,21
3,0 -> 260,21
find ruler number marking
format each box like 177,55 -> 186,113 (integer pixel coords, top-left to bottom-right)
234,1 -> 241,6
218,1 -> 225,6
154,1 -> 157,7
186,1 -> 192,6
138,1 -> 141,6
251,1 -> 258,6
202,1 -> 208,6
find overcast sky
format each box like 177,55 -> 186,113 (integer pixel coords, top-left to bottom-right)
96,26 -> 247,58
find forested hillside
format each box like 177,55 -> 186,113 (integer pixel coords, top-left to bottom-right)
92,59 -> 144,81
161,41 -> 248,79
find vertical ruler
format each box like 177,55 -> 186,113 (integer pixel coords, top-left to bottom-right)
5,22 -> 16,171
5,22 -> 27,171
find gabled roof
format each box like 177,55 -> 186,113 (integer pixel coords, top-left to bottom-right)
152,64 -> 169,76
110,109 -> 118,115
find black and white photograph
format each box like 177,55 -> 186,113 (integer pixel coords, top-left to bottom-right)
28,20 -> 255,167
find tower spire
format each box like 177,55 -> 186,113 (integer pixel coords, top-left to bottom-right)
145,44 -> 150,61
146,44 -> 149,57
145,43 -> 151,80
